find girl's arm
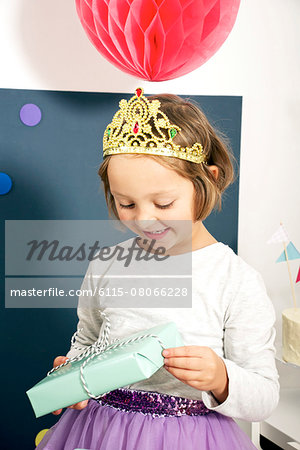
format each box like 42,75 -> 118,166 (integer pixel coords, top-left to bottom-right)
51,262 -> 104,415
66,263 -> 104,359
201,268 -> 280,422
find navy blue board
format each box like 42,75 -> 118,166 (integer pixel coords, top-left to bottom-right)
0,88 -> 242,449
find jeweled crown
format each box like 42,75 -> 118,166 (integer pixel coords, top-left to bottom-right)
103,88 -> 207,164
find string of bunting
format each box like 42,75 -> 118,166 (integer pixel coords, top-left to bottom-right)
267,222 -> 300,308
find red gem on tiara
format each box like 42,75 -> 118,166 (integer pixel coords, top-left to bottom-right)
133,122 -> 139,134
136,88 -> 142,97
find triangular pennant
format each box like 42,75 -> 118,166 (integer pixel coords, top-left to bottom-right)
276,241 -> 300,262
267,224 -> 289,244
296,266 -> 300,284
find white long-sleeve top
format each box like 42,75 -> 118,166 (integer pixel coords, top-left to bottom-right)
66,237 -> 280,422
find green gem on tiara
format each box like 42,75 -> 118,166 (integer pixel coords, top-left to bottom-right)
107,127 -> 111,137
170,128 -> 177,139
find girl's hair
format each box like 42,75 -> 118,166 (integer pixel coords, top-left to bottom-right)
98,93 -> 238,222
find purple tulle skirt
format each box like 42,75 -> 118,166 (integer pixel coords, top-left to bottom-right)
36,388 -> 256,450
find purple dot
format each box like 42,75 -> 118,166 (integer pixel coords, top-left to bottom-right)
0,172 -> 12,195
20,103 -> 42,126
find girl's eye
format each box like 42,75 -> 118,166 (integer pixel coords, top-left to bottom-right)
119,204 -> 134,209
119,202 -> 174,209
157,202 -> 174,209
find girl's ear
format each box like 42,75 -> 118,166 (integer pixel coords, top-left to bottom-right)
207,165 -> 219,181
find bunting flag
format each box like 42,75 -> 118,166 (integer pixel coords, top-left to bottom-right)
268,223 -> 299,308
267,223 -> 289,244
296,266 -> 300,284
276,241 -> 300,263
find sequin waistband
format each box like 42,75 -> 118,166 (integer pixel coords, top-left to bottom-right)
95,388 -> 213,418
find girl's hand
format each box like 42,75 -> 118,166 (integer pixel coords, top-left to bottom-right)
162,346 -> 229,404
51,356 -> 89,415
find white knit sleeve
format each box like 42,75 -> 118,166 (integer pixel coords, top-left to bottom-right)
65,262 -> 104,359
202,267 -> 280,422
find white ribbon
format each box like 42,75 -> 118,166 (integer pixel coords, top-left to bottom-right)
47,310 -> 166,399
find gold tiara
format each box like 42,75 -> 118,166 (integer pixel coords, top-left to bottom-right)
103,88 -> 208,164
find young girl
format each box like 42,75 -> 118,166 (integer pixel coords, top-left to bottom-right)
36,88 -> 279,450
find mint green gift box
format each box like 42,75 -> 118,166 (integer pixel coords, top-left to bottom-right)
26,322 -> 183,418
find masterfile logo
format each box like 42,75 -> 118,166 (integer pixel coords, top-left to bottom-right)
5,220 -> 192,309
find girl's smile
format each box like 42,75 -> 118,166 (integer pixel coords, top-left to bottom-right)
142,226 -> 171,240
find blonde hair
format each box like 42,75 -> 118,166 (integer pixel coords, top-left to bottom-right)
98,93 -> 237,222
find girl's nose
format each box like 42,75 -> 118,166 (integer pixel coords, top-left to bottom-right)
134,216 -> 157,230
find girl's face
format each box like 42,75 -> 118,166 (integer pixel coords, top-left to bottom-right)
107,154 -> 207,255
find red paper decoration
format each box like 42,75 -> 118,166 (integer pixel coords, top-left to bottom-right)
75,0 -> 240,81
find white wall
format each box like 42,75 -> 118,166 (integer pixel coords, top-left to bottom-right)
1,0 -> 300,438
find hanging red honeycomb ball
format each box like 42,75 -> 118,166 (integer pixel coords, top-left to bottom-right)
75,0 -> 240,81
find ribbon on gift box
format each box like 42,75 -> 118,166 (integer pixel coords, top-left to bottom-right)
47,310 -> 166,400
